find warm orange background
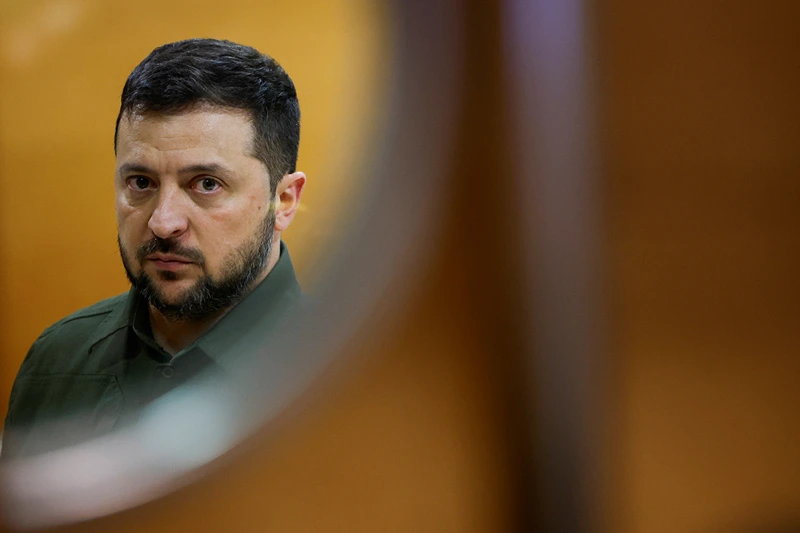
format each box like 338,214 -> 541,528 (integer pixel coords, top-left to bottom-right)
0,0 -> 387,415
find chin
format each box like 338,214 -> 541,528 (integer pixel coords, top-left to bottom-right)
152,279 -> 196,299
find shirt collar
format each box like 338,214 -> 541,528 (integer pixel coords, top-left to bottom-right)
88,241 -> 301,372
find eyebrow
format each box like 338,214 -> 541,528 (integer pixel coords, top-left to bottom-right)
118,162 -> 234,177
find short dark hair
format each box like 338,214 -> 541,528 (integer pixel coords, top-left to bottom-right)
114,38 -> 300,194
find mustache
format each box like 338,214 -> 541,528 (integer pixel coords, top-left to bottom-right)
135,237 -> 206,265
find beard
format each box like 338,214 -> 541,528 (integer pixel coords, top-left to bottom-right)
119,209 -> 275,321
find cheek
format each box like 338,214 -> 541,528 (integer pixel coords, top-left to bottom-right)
116,199 -> 149,233
208,211 -> 246,245
198,210 -> 259,265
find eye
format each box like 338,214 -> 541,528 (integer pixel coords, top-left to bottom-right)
128,175 -> 154,191
194,177 -> 222,193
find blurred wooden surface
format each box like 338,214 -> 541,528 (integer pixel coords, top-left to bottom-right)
598,2 -> 800,531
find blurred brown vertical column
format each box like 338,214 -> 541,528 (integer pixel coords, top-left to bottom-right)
506,1 -> 605,532
430,0 -> 537,529
446,0 -> 606,531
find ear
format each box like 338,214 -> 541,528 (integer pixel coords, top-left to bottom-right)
273,171 -> 306,232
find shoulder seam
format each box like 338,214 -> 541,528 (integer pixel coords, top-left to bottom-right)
56,293 -> 128,324
34,293 -> 127,341
58,307 -> 115,325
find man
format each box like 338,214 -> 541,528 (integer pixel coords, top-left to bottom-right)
2,39 -> 306,458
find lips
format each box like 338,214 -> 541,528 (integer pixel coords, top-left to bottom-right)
146,254 -> 194,271
146,254 -> 193,264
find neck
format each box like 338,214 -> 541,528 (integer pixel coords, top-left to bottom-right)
148,243 -> 281,355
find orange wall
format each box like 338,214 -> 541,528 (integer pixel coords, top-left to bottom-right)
0,0 -> 387,417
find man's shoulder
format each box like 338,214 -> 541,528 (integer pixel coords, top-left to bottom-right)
20,293 -> 130,373
58,293 -> 128,323
40,293 -> 129,338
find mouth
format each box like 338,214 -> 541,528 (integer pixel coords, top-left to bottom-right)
145,254 -> 195,271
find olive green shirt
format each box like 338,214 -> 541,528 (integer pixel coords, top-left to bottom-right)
2,242 -> 300,459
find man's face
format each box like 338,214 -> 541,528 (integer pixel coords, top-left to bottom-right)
115,106 -> 276,320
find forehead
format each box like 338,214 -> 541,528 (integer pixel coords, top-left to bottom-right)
115,106 -> 256,163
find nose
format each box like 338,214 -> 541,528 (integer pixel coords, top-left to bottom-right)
148,186 -> 189,239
